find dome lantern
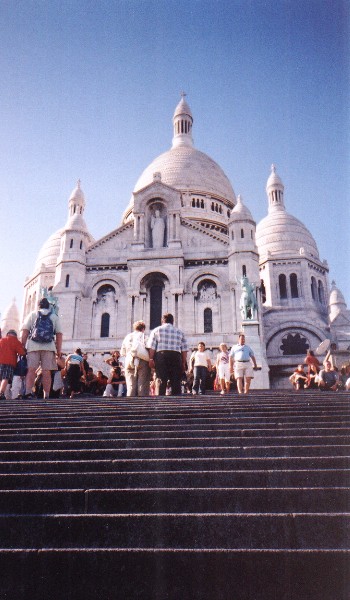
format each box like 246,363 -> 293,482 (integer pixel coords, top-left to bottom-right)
266,164 -> 285,213
172,92 -> 194,149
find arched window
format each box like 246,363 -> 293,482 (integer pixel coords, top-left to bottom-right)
150,285 -> 163,330
290,273 -> 299,298
311,276 -> 317,300
260,279 -> 266,304
192,199 -> 195,207
204,308 -> 213,333
231,231 -> 234,240
100,313 -> 110,337
318,280 -> 325,304
65,274 -> 70,288
80,240 -> 83,249
280,332 -> 309,355
242,265 -> 247,277
201,199 -> 204,209
70,239 -> 73,249
241,228 -> 244,239
279,274 -> 287,299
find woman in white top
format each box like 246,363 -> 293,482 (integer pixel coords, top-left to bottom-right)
216,343 -> 231,395
190,342 -> 211,395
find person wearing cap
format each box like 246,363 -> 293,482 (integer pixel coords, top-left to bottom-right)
21,297 -> 63,400
0,330 -> 26,399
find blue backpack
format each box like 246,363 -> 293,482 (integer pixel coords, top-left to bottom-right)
30,311 -> 55,343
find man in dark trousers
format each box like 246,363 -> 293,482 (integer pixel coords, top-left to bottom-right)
147,313 -> 188,395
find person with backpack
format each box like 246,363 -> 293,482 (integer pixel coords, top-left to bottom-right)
21,297 -> 63,400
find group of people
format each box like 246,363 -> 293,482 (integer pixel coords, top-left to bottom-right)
118,315 -> 259,397
1,295 -> 349,400
289,348 -> 350,392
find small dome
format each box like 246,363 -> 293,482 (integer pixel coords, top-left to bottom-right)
69,179 -> 85,203
34,228 -> 63,271
256,211 -> 319,257
1,298 -> 20,335
329,281 -> 347,308
230,195 -> 254,222
173,96 -> 193,119
266,164 -> 284,190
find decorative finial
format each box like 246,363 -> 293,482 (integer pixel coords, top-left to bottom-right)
77,179 -> 81,188
271,164 -> 276,173
180,91 -> 187,99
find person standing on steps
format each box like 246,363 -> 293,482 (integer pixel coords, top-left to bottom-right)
189,342 -> 212,395
229,333 -> 258,394
147,313 -> 188,396
120,320 -> 151,397
21,297 -> 63,400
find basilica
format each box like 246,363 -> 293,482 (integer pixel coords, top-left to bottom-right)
6,95 -> 349,388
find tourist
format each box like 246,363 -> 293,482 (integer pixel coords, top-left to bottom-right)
216,343 -> 231,395
324,343 -> 338,368
289,365 -> 308,390
318,361 -> 338,391
147,313 -> 188,396
103,366 -> 126,397
84,367 -> 98,395
229,333 -> 258,394
105,351 -> 121,368
304,350 -> 320,387
65,348 -> 86,398
120,320 -> 151,397
0,330 -> 26,399
21,297 -> 63,400
189,342 -> 212,395
95,370 -> 108,395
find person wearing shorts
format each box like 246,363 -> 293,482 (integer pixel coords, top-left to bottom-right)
21,297 -> 63,399
229,333 -> 258,394
216,343 -> 231,395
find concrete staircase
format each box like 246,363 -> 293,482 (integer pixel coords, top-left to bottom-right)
0,391 -> 349,599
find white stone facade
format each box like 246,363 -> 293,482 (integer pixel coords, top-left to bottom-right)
22,97 -> 349,388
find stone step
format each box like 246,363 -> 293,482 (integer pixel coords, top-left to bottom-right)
1,467 -> 348,489
0,431 -> 349,450
0,548 -> 348,600
0,486 -> 349,515
0,513 -> 348,550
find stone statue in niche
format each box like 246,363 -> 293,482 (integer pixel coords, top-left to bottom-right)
151,209 -> 165,248
240,276 -> 257,320
198,281 -> 217,302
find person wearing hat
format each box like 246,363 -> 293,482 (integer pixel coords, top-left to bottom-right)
21,297 -> 63,399
0,330 -> 26,399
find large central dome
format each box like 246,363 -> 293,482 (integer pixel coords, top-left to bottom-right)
124,96 -> 235,221
133,144 -> 235,202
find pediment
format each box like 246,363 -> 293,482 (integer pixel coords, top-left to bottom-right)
87,221 -> 133,259
181,217 -> 228,245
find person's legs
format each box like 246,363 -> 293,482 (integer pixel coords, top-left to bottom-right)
236,377 -> 244,394
192,366 -> 200,394
220,377 -> 226,394
137,360 -> 151,396
168,353 -> 182,395
198,366 -> 208,395
244,376 -> 252,394
155,353 -> 168,395
41,370 -> 52,398
125,368 -> 137,396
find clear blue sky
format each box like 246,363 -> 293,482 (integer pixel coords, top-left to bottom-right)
0,0 -> 349,321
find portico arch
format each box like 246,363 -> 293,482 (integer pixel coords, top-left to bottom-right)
139,272 -> 172,329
